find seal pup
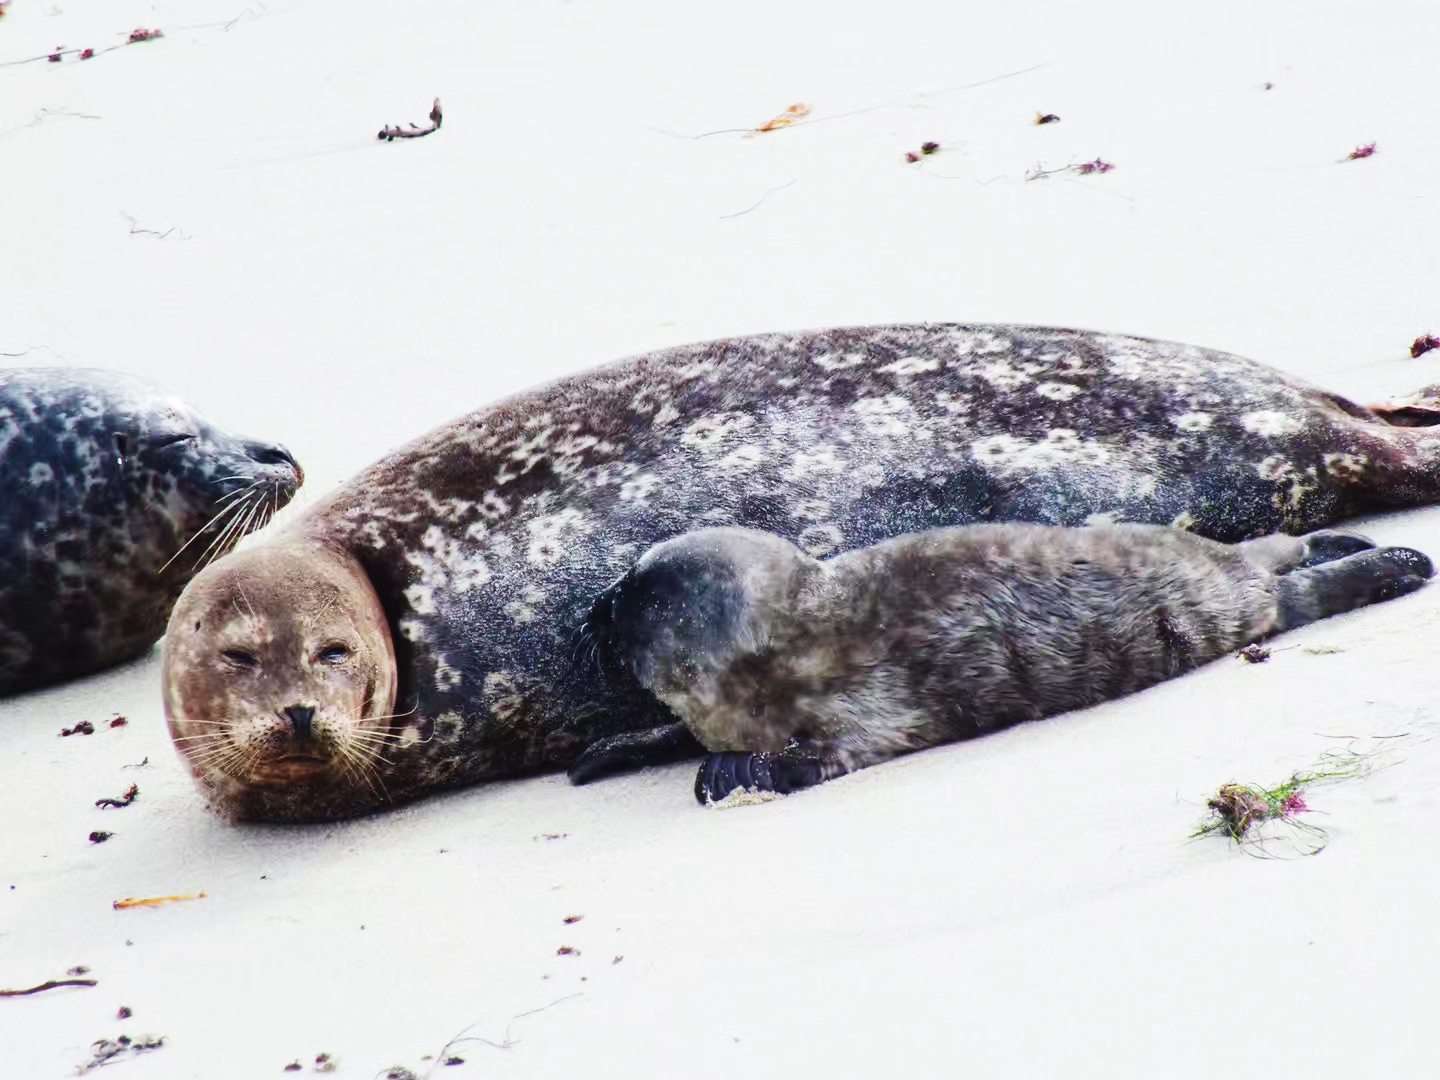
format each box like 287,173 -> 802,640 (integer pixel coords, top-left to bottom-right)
582,524 -> 1432,802
161,323 -> 1440,822
1,368 -> 302,695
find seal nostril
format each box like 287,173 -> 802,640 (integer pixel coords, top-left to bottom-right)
283,705 -> 316,741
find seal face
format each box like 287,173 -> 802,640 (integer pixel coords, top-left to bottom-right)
586,524 -> 1433,802
0,368 -> 302,694
162,323 -> 1440,821
163,539 -> 397,816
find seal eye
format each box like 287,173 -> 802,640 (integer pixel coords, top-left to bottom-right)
318,644 -> 350,665
222,649 -> 260,669
152,433 -> 197,450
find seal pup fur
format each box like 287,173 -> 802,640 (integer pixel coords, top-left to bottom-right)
161,323 -> 1440,821
583,524 -> 1432,802
0,368 -> 302,695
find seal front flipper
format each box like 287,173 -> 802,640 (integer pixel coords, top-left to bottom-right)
694,750 -> 839,804
567,722 -> 704,785
1273,546 -> 1433,632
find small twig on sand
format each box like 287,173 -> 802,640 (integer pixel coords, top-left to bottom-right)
223,3 -> 269,31
121,212 -> 181,240
378,98 -> 443,142
719,179 -> 796,219
0,978 -> 98,996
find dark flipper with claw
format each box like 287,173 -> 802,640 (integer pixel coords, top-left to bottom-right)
568,722 -> 704,785
695,751 -> 843,804
1275,546 -> 1433,632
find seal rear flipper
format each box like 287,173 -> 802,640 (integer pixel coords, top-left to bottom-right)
1273,546 -> 1433,633
1238,529 -> 1374,575
567,722 -> 704,785
694,751 -> 842,804
1291,530 -> 1376,569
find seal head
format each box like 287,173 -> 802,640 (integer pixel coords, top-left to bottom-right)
583,528 -> 813,698
163,538 -> 398,819
0,368 -> 302,694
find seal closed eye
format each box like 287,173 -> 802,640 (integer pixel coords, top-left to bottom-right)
589,523 -> 1433,803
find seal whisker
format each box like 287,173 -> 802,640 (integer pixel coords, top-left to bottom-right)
232,581 -> 257,622
189,744 -> 250,771
176,745 -> 238,762
346,742 -> 396,768
338,748 -> 390,804
364,703 -> 420,726
345,728 -> 407,745
187,487 -> 261,571
219,488 -> 267,553
178,742 -> 244,762
345,738 -> 404,754
214,479 -> 264,506
178,748 -> 240,765
201,490 -> 252,543
199,494 -> 262,569
183,733 -> 240,752
158,491 -> 253,574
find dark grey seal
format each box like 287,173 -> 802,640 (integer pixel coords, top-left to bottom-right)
159,323 -> 1440,822
0,368 -> 302,695
582,524 -> 1432,802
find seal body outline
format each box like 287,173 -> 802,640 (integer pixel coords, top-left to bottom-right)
582,523 -> 1431,801
161,323 -> 1440,821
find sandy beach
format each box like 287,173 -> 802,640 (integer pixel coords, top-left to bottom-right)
4,1 -> 1440,1075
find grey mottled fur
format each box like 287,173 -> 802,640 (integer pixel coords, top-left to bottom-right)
0,368 -> 301,694
590,524 -> 1432,796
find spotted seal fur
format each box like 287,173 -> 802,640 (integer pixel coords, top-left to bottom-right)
0,368 -> 302,695
160,323 -> 1440,821
581,524 -> 1432,802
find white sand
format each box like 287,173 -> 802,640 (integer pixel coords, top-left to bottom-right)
4,1 -> 1440,1075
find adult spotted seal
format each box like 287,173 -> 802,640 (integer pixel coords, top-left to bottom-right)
583,524 -> 1432,802
1,368 -> 302,695
161,323 -> 1440,822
